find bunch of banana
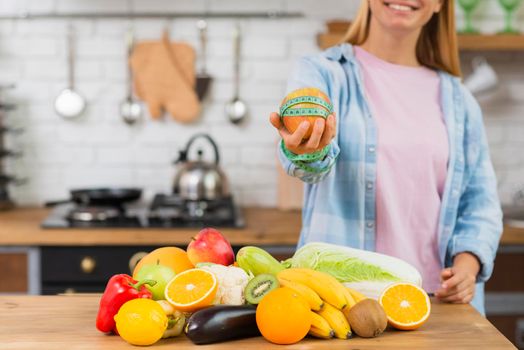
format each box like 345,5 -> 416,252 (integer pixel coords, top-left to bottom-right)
277,268 -> 368,340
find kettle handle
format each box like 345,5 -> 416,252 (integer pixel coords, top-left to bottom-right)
181,133 -> 221,165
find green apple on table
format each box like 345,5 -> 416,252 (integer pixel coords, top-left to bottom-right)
135,262 -> 176,300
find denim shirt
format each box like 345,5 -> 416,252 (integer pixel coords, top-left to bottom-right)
278,44 -> 503,314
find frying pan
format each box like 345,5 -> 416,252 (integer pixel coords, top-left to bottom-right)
45,188 -> 142,207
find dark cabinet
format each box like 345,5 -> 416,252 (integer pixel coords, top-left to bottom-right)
485,246 -> 524,349
40,245 -> 296,295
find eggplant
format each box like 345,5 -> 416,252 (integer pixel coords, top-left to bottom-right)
185,305 -> 260,345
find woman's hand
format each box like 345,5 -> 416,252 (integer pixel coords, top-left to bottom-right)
435,252 -> 481,304
269,112 -> 337,155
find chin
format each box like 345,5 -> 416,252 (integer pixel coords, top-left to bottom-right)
373,0 -> 432,33
384,18 -> 420,33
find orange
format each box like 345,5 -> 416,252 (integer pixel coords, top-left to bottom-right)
132,247 -> 194,278
379,282 -> 431,330
256,287 -> 311,345
165,269 -> 217,312
279,87 -> 332,139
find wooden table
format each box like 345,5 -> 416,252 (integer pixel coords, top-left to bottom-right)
0,295 -> 515,349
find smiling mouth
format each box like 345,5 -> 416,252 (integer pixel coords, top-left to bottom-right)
383,1 -> 420,12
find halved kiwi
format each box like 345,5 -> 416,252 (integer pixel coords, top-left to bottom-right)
244,274 -> 279,305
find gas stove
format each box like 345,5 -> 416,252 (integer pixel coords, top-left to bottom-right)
41,194 -> 244,229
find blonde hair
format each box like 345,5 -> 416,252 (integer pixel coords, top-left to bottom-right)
343,0 -> 461,77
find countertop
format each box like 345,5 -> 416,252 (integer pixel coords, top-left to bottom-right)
0,207 -> 523,246
0,294 -> 515,349
0,207 -> 301,246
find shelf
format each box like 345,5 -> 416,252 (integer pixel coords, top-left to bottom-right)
317,33 -> 524,51
458,34 -> 524,51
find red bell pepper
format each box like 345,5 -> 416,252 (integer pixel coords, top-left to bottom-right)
96,274 -> 156,333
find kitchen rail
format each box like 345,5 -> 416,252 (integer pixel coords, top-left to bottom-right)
0,11 -> 303,20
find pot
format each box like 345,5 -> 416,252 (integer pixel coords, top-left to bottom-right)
173,134 -> 230,201
45,188 -> 142,207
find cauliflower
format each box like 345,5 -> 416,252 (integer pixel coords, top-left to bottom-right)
198,264 -> 250,305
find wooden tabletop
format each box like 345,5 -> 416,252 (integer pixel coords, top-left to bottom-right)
0,207 -> 522,246
0,294 -> 515,349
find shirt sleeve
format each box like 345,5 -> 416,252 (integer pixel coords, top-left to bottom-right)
447,88 -> 503,283
277,55 -> 340,184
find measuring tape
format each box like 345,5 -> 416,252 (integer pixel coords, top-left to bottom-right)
279,95 -> 333,119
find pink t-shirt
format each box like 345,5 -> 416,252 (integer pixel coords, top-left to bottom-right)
354,46 -> 449,293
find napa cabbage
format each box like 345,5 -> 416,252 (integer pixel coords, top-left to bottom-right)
284,242 -> 423,299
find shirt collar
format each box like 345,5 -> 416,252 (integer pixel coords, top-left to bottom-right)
323,43 -> 356,63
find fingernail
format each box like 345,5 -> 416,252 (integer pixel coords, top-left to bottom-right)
300,122 -> 309,129
442,283 -> 447,289
316,119 -> 323,127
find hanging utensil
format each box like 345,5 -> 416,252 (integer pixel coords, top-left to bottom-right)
225,23 -> 248,125
195,19 -> 212,100
120,27 -> 143,125
54,24 -> 86,119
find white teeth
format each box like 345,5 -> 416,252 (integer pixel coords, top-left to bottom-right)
387,3 -> 413,11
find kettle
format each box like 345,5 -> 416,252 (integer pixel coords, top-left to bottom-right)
173,134 -> 230,201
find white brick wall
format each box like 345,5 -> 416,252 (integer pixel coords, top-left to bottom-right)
0,0 -> 523,207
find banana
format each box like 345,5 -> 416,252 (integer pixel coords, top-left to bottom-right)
341,285 -> 357,309
309,311 -> 334,339
340,285 -> 357,321
278,278 -> 324,311
347,287 -> 367,303
316,303 -> 352,340
277,268 -> 347,309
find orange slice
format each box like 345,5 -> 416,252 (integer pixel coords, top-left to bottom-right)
379,282 -> 431,330
165,268 -> 217,312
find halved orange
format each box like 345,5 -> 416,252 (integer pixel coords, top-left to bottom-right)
379,282 -> 431,330
164,269 -> 217,312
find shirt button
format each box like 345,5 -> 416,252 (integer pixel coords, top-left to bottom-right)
368,146 -> 375,153
366,181 -> 373,190
452,189 -> 459,197
366,222 -> 374,228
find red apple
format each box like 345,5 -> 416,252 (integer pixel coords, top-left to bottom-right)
187,228 -> 234,266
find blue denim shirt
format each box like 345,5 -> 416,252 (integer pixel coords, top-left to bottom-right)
278,44 -> 503,314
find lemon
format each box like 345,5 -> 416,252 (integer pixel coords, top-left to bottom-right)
114,298 -> 168,346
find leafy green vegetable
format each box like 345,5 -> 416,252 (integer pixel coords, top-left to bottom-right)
286,242 -> 422,299
288,250 -> 400,282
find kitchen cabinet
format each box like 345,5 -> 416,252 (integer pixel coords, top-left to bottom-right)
0,247 -> 39,294
486,245 -> 524,349
39,245 -> 296,295
0,251 -> 27,292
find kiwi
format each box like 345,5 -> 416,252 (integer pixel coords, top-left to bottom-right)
244,274 -> 279,305
347,299 -> 388,338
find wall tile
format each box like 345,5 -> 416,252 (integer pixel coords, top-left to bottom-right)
0,0 -> 522,207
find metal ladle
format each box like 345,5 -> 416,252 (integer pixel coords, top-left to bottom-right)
225,23 -> 248,125
120,27 -> 143,125
54,24 -> 86,120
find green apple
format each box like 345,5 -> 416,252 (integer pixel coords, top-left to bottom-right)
135,262 -> 176,300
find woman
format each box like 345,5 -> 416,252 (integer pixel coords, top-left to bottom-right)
270,0 -> 502,314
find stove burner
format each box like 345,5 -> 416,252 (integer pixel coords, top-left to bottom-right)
67,207 -> 121,222
41,193 -> 244,229
148,194 -> 242,227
